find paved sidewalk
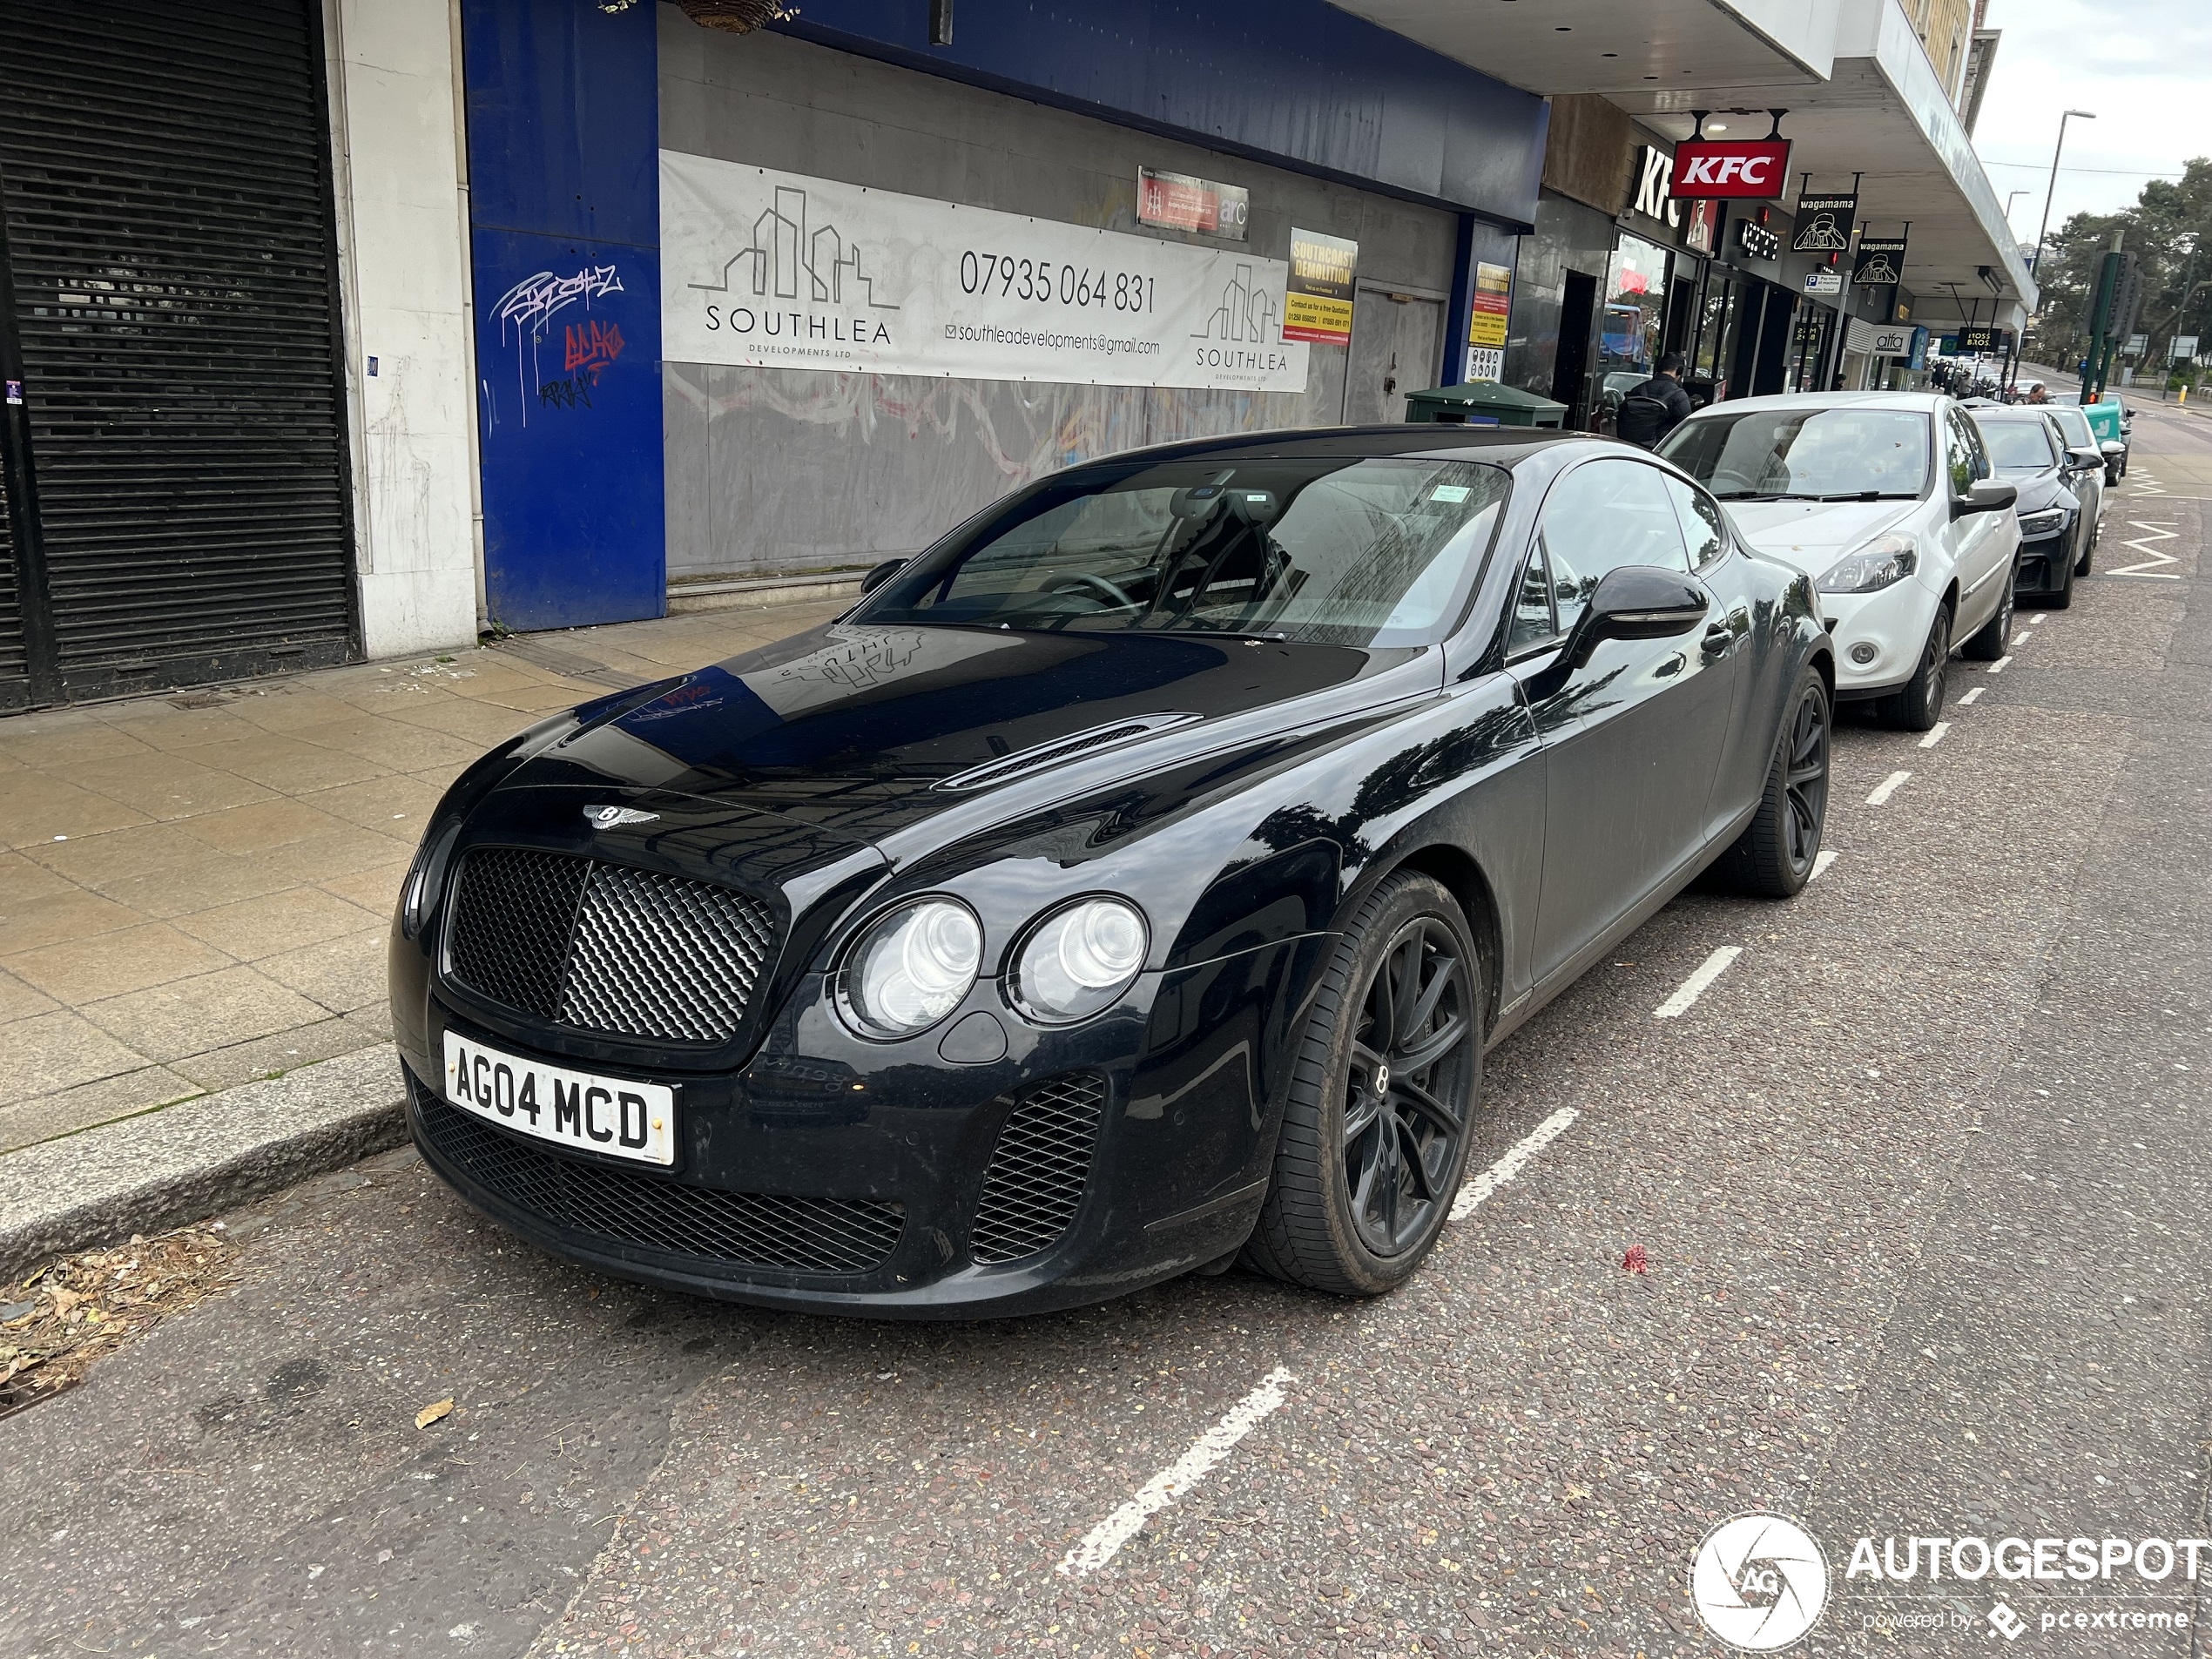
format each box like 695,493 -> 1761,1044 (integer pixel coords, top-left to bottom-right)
0,600 -> 838,1158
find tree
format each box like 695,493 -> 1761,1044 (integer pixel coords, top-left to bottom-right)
2023,158 -> 2212,377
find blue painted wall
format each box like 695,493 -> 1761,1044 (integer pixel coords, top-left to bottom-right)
772,0 -> 1548,232
463,0 -> 665,631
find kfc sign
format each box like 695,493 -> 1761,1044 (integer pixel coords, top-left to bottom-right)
1669,140 -> 1791,199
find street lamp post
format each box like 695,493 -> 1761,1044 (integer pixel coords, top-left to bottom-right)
2013,111 -> 2094,395
2004,189 -> 2029,236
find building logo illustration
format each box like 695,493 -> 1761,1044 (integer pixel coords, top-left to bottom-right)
1191,263 -> 1282,344
1689,1513 -> 1830,1651
688,185 -> 900,310
1855,253 -> 1899,284
1796,212 -> 1850,251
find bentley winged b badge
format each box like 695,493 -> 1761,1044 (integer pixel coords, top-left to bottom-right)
584,805 -> 660,828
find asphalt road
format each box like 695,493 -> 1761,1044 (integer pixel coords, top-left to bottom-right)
4,405 -> 2209,1659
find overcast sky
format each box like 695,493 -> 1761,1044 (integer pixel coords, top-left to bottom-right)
1972,0 -> 2212,252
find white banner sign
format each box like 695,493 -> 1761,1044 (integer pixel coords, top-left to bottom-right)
659,152 -> 1309,394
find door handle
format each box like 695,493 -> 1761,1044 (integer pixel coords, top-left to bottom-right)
1702,622 -> 1734,653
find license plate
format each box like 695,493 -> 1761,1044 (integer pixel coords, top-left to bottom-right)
442,1030 -> 677,1166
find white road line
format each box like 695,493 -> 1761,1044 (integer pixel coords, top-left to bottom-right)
1450,1107 -> 1580,1222
1986,655 -> 2013,674
1654,946 -> 1743,1019
2027,613 -> 2047,626
2107,520 -> 2182,578
1866,770 -> 1912,806
1810,849 -> 1839,881
1919,721 -> 1951,748
1055,1366 -> 1295,1575
1959,686 -> 1985,705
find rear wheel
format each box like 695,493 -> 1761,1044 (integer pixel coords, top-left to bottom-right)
2075,522 -> 2094,577
1243,873 -> 1480,1297
2047,543 -> 2076,610
1882,605 -> 1951,730
1963,562 -> 2016,660
1714,666 -> 1831,897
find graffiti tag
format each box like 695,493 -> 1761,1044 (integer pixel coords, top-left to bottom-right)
495,266 -> 624,341
565,319 -> 625,375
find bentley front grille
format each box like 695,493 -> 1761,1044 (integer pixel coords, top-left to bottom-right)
446,847 -> 776,1044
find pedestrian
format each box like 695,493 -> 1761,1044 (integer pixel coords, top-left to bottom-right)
1615,352 -> 1694,449
2028,382 -> 2049,404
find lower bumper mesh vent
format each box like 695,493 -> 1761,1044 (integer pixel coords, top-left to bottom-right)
969,1073 -> 1106,1264
413,1076 -> 902,1275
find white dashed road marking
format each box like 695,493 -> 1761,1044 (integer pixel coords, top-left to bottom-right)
1919,721 -> 1951,749
1810,849 -> 1839,881
1866,770 -> 1912,806
1959,686 -> 1986,705
1987,655 -> 2013,674
1654,946 -> 1743,1019
1451,1107 -> 1581,1222
2028,614 -> 2047,626
1056,1366 -> 1296,1576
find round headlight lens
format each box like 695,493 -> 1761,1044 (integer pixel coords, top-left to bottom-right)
1013,898 -> 1149,1025
840,899 -> 983,1039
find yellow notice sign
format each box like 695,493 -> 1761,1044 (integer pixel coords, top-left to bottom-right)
1468,261 -> 1512,350
1285,228 -> 1359,346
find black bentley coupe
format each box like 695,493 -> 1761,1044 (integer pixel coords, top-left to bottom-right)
391,428 -> 1834,1317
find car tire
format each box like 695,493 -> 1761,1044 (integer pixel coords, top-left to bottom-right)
1713,665 -> 1831,898
2048,544 -> 2075,610
1242,872 -> 1481,1298
1962,563 -> 2015,660
2075,524 -> 2094,577
1881,605 -> 1952,730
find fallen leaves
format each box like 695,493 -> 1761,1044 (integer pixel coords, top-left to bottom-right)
0,1225 -> 238,1420
1622,1244 -> 1649,1275
415,1397 -> 455,1430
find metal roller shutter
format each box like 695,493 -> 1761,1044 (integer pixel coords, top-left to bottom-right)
0,0 -> 357,705
0,452 -> 24,711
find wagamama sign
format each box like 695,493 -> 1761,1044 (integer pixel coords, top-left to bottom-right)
660,153 -> 1310,394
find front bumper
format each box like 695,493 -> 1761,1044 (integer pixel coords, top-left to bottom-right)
398,936 -> 1325,1318
1817,577 -> 1943,699
2013,525 -> 2074,594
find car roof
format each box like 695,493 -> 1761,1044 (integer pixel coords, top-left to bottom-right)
1969,405 -> 2057,425
1677,390 -> 1945,416
1057,423 -> 1589,471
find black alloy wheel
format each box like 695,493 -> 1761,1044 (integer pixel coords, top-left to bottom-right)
1244,872 -> 1482,1296
1341,916 -> 1476,1258
1781,682 -> 1830,878
1885,606 -> 1950,731
1714,664 -> 1831,897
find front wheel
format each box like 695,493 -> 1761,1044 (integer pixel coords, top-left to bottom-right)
1243,873 -> 1481,1297
1963,563 -> 2015,660
1882,605 -> 1951,731
1714,666 -> 1831,897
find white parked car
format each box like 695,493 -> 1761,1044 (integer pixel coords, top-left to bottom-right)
1656,392 -> 2020,730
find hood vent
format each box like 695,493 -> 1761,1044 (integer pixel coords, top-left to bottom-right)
934,712 -> 1201,793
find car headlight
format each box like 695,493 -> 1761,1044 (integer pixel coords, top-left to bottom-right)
838,898 -> 983,1039
2017,507 -> 2067,536
1011,897 -> 1149,1025
1817,534 -> 1918,594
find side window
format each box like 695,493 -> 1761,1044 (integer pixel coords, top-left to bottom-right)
1662,475 -> 1727,569
1944,413 -> 1976,496
1964,415 -> 1991,481
1507,541 -> 1556,654
1540,461 -> 1690,636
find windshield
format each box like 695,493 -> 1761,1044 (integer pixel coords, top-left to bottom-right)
2048,408 -> 2094,448
1979,420 -> 2057,469
1658,408 -> 1932,501
855,457 -> 1511,648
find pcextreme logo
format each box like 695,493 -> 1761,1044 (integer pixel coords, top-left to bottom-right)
1690,1513 -> 1831,1650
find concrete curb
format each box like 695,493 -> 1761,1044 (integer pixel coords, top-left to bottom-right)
0,1044 -> 408,1280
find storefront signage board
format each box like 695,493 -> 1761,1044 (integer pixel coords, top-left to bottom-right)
660,154 -> 1308,392
1668,139 -> 1791,199
1852,234 -> 1910,287
1137,168 -> 1251,241
1791,193 -> 1857,254
1284,229 -> 1359,346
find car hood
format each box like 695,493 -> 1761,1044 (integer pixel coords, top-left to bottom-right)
496,622 -> 1433,851
1998,466 -> 2069,511
1718,497 -> 1922,576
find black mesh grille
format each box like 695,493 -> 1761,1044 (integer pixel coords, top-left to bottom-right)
448,849 -> 587,1019
969,1074 -> 1106,1264
444,848 -> 776,1043
415,1085 -> 903,1275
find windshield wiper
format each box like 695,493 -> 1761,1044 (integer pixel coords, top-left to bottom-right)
1810,489 -> 1919,502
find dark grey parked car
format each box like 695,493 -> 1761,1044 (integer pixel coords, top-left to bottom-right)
1969,407 -> 2094,608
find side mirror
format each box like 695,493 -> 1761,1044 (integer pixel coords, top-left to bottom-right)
2067,445 -> 2104,471
2100,440 -> 2125,457
1952,480 -> 2016,518
1565,566 -> 1709,668
860,557 -> 907,595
